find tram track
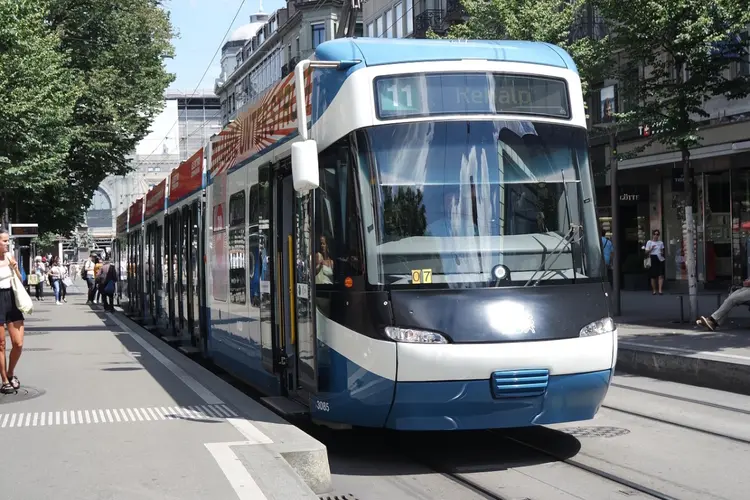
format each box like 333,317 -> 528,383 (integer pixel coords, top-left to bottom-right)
600,403 -> 750,446
494,431 -> 678,500
610,382 -> 750,415
605,381 -> 750,445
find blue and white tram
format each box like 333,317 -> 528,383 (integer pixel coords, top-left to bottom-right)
203,38 -> 616,431
164,148 -> 208,353
126,198 -> 145,317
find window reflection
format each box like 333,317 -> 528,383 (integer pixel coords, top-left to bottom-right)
361,120 -> 601,287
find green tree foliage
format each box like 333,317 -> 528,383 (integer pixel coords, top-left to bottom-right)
382,188 -> 428,239
596,0 -> 750,318
432,0 -> 611,94
45,0 -> 175,233
1,0 -> 174,237
0,0 -> 80,229
597,0 -> 750,150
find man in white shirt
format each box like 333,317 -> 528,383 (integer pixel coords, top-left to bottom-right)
84,255 -> 96,304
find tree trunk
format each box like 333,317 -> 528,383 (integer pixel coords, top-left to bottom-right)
682,147 -> 698,319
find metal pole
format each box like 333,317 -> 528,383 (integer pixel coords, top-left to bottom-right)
610,131 -> 621,315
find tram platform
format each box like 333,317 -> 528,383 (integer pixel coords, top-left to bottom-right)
615,290 -> 750,397
0,284 -> 329,500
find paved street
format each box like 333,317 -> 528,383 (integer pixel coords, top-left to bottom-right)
0,285 -> 322,500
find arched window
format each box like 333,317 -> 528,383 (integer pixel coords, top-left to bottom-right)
87,189 -> 113,229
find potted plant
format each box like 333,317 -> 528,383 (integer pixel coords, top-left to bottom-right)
621,253 -> 648,290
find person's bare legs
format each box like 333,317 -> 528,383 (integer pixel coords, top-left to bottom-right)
6,320 -> 24,383
658,275 -> 664,294
650,278 -> 657,294
0,323 -> 8,385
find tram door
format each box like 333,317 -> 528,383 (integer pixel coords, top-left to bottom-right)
276,170 -> 318,398
186,201 -> 200,347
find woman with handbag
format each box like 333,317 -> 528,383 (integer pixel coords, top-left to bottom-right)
643,229 -> 666,295
0,229 -> 26,394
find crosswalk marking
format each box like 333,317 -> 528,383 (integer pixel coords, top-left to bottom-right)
0,404 -> 238,430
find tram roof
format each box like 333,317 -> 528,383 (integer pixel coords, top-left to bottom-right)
314,38 -> 578,73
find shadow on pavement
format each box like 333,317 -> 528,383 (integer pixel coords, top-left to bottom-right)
301,422 -> 582,478
88,305 -> 281,426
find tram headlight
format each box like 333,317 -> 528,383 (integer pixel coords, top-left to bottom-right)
384,326 -> 449,344
579,317 -> 616,337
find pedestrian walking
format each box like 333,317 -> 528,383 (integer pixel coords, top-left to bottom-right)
96,257 -> 118,312
33,256 -> 46,301
601,226 -> 614,285
0,229 -> 25,394
48,256 -> 66,305
84,254 -> 96,304
93,257 -> 103,304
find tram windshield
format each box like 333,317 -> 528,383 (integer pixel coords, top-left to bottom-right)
359,120 -> 603,287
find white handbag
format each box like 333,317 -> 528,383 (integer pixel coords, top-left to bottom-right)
11,274 -> 33,315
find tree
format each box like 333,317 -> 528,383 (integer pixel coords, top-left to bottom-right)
596,0 -> 750,319
0,0 -> 80,230
44,0 -> 175,234
382,187 -> 428,239
432,0 -> 611,95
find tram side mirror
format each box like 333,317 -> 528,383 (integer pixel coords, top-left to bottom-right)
291,140 -> 320,193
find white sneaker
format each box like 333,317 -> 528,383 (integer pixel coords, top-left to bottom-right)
55,301 -> 61,305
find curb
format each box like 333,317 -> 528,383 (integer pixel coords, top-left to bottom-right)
112,309 -> 332,496
616,343 -> 750,396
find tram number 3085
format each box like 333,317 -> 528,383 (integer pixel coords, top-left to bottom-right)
315,400 -> 330,412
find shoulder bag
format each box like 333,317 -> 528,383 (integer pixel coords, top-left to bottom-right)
11,274 -> 33,315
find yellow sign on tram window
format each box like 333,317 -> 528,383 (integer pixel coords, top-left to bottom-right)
411,269 -> 433,284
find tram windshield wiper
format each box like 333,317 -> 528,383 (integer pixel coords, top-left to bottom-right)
523,223 -> 582,287
524,166 -> 582,287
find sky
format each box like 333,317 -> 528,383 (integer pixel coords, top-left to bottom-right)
163,0 -> 285,91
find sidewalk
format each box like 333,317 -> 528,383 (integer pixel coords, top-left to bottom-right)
0,285 -> 329,500
614,290 -> 750,396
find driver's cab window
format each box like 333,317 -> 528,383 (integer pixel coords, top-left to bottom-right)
315,137 -> 364,288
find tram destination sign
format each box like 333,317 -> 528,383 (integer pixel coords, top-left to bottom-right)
375,73 -> 570,120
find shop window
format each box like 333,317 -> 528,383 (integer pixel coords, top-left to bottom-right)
229,190 -> 246,304
315,138 -> 364,287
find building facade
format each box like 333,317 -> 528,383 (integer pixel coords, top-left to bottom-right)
215,4 -> 362,127
362,0 -> 414,38
590,39 -> 750,289
84,89 -> 221,245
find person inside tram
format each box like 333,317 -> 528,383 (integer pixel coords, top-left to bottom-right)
698,279 -> 750,331
315,235 -> 334,285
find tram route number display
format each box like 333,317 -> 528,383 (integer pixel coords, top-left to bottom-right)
375,73 -> 570,120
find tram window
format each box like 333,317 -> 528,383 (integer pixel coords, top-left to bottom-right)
229,190 -> 247,304
315,138 -> 364,286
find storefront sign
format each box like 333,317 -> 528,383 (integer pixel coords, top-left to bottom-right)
619,193 -> 640,202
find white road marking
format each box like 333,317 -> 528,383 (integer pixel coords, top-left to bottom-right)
0,405 -> 234,429
226,418 -> 273,445
108,314 -> 276,500
205,442 -> 268,500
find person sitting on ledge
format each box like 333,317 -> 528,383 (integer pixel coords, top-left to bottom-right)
697,280 -> 750,331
